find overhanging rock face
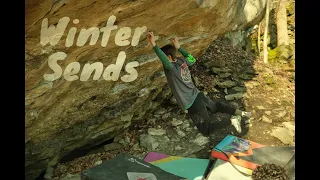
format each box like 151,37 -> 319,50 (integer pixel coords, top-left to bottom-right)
25,0 -> 266,179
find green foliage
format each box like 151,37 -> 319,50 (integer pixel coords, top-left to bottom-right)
268,47 -> 278,60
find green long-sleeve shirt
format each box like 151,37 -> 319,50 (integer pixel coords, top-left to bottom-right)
152,45 -> 196,70
152,45 -> 200,110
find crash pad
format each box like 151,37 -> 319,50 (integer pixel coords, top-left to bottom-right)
81,154 -> 184,180
143,152 -> 209,180
207,159 -> 253,180
211,135 -> 295,170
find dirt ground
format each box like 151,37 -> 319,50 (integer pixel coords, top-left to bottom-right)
240,59 -> 295,146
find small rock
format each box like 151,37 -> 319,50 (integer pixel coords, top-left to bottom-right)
277,111 -> 287,118
162,113 -> 171,120
171,118 -> 183,126
113,135 -> 122,143
264,68 -> 274,75
262,115 -> 272,123
147,118 -> 156,125
211,87 -> 220,93
94,160 -> 102,166
243,93 -> 250,99
171,137 -> 180,142
55,164 -> 68,174
282,122 -> 295,132
271,127 -> 295,145
119,139 -> 128,146
218,80 -> 237,88
225,93 -> 244,101
194,77 -> 200,86
140,134 -> 159,151
230,102 -> 239,109
246,84 -> 254,89
257,105 -> 265,110
125,136 -> 131,143
154,108 -> 166,115
218,73 -> 232,78
44,167 -> 54,180
104,142 -> 122,152
239,74 -> 254,80
133,143 -> 140,151
176,130 -> 186,137
252,81 -> 260,86
181,122 -> 190,129
148,128 -> 166,136
265,111 -> 272,115
244,101 -> 249,107
246,123 -> 253,128
175,146 -> 184,151
232,86 -> 246,92
246,88 -> 251,95
164,136 -> 170,141
169,96 -> 177,105
224,88 -> 228,94
266,86 -> 274,91
60,173 -> 81,180
266,100 -> 273,105
192,135 -> 209,146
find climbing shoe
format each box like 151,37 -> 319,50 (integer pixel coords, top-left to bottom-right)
231,115 -> 242,133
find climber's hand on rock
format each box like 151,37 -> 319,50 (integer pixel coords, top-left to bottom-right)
170,37 -> 180,49
147,31 -> 156,47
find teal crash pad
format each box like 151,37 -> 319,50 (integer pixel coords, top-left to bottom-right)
143,152 -> 209,180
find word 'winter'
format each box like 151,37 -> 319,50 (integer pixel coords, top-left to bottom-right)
40,15 -> 148,82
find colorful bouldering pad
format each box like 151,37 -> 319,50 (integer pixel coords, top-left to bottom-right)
211,135 -> 295,170
143,152 -> 209,180
81,154 -> 184,180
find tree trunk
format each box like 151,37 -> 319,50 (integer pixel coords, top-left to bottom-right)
263,0 -> 270,63
257,23 -> 261,56
276,0 -> 290,60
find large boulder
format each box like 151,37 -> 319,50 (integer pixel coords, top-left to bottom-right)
25,0 -> 266,179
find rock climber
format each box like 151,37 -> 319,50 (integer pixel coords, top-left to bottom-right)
147,31 -> 251,136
